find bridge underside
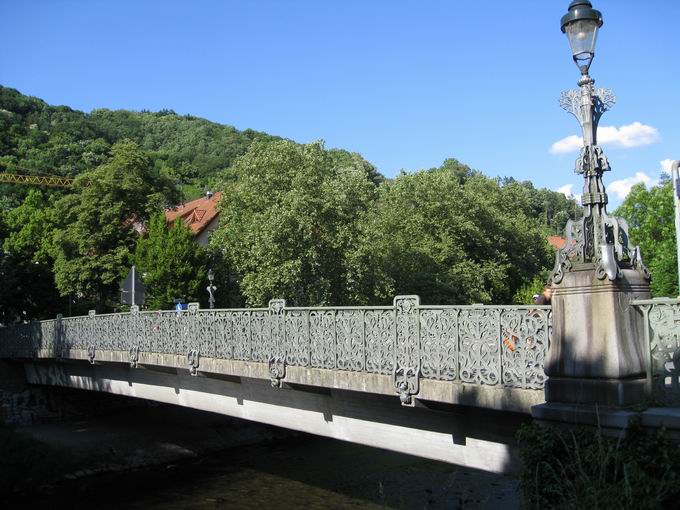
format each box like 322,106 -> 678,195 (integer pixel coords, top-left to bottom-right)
23,360 -> 528,474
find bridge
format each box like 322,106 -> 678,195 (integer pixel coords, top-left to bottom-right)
0,296 -> 551,473
2,293 -> 679,473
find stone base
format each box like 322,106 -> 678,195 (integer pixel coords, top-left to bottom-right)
532,402 -> 680,440
532,402 -> 638,435
545,266 -> 650,408
545,376 -> 647,408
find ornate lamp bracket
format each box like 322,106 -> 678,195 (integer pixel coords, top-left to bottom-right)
269,356 -> 286,388
550,78 -> 649,284
87,344 -> 96,364
187,349 -> 200,376
393,366 -> 420,407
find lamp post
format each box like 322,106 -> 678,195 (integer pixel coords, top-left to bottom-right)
551,1 -> 648,284
207,268 -> 217,309
538,1 -> 652,412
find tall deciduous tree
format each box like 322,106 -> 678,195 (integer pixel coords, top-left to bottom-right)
134,214 -> 207,309
346,164 -> 553,305
0,190 -> 63,323
614,178 -> 678,297
49,141 -> 180,309
211,140 -> 377,306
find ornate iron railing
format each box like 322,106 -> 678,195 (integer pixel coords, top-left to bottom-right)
0,296 -> 551,404
634,298 -> 680,405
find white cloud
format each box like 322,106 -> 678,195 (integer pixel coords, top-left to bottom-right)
556,183 -> 581,204
550,136 -> 583,155
557,184 -> 574,197
661,159 -> 676,174
599,122 -> 660,148
607,171 -> 654,200
550,122 -> 660,154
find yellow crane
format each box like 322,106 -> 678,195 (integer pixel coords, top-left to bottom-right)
0,172 -> 74,188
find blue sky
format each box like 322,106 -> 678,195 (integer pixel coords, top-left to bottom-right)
1,0 -> 678,208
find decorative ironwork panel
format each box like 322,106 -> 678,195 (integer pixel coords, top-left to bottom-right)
309,310 -> 335,369
365,310 -> 394,374
336,310 -> 364,371
269,300 -> 285,358
197,311 -> 217,359
106,314 -> 126,351
636,300 -> 680,405
232,312 -> 252,360
39,319 -> 57,354
458,308 -> 501,385
285,310 -> 309,367
420,309 -> 458,381
500,309 -> 550,389
395,297 -> 419,368
0,298 -> 552,393
175,311 -> 193,356
250,311 -> 271,362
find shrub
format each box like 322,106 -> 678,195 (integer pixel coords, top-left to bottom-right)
517,422 -> 680,509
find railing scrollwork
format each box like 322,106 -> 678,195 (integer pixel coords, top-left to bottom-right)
0,296 -> 552,403
633,298 -> 680,406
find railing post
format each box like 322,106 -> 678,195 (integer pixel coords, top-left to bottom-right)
393,295 -> 421,406
268,299 -> 286,387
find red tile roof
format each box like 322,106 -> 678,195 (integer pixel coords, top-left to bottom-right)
165,192 -> 222,236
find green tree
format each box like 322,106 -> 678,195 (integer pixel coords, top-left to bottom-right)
347,165 -> 553,305
3,189 -> 56,264
0,201 -> 63,323
134,214 -> 207,309
211,140 -> 377,306
614,178 -> 678,297
49,141 -> 180,309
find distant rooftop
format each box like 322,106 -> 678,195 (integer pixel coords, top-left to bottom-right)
165,191 -> 222,237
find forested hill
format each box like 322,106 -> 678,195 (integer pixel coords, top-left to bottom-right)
0,85 -> 280,201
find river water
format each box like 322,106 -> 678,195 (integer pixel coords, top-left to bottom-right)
11,401 -> 520,510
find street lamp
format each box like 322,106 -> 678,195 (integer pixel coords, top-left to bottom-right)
561,0 -> 603,75
544,1 -> 652,411
551,1 -> 648,285
206,268 -> 217,309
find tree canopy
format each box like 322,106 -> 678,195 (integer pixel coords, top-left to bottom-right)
346,163 -> 554,304
48,141 -> 180,308
0,86 -> 581,321
0,84 -> 280,207
614,177 -> 678,297
211,140 -> 377,306
134,214 -> 207,309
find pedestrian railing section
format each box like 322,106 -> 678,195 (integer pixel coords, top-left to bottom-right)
634,298 -> 680,406
0,296 -> 551,405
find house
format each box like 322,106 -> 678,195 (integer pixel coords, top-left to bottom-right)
165,191 -> 222,246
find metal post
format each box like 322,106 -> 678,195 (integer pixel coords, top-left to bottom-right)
207,268 -> 216,309
131,265 -> 136,307
671,160 -> 680,296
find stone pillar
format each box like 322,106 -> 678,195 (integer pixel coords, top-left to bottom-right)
544,267 -> 650,407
